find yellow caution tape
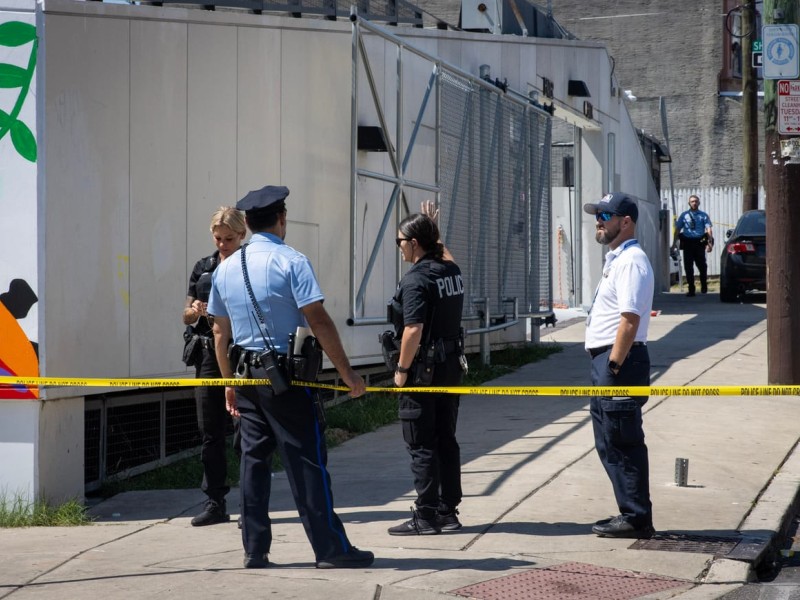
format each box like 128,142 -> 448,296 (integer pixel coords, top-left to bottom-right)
1,376 -> 799,397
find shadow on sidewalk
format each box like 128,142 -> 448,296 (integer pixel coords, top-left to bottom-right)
650,292 -> 765,383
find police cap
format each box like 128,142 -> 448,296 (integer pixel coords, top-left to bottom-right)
236,185 -> 290,214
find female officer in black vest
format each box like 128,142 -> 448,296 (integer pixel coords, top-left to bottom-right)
183,207 -> 246,526
388,201 -> 466,536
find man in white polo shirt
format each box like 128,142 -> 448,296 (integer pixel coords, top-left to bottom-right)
582,192 -> 655,539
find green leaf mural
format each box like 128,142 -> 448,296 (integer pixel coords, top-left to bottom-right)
10,119 -> 35,162
0,21 -> 37,162
0,22 -> 36,47
0,63 -> 27,87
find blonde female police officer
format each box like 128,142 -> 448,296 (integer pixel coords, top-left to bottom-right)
208,185 -> 373,569
183,207 -> 246,527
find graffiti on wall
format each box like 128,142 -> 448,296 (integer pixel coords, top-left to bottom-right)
0,17 -> 38,400
0,21 -> 36,161
0,280 -> 38,399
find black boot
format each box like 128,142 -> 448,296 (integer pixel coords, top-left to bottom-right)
191,499 -> 230,526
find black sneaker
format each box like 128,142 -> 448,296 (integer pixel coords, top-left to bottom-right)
191,499 -> 230,527
701,284 -> 708,294
315,547 -> 374,569
388,508 -> 441,536
243,553 -> 269,569
437,508 -> 462,531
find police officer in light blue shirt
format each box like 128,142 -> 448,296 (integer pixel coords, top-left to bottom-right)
208,185 -> 373,570
671,194 -> 714,296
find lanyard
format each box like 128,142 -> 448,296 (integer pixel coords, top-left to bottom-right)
589,239 -> 639,315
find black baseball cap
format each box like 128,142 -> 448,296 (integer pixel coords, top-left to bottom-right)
583,192 -> 638,223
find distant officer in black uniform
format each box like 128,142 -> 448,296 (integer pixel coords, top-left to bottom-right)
387,201 -> 466,536
208,185 -> 373,569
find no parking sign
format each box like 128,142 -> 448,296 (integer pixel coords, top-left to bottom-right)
777,80 -> 800,135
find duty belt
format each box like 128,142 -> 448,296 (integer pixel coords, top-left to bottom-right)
240,349 -> 288,368
588,341 -> 646,359
440,338 -> 462,355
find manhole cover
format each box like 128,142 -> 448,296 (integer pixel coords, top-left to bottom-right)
450,562 -> 687,600
630,532 -> 740,555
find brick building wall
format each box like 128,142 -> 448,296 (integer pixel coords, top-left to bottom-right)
415,0 -> 763,190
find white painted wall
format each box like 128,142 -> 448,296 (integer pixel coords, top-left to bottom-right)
0,0 -> 659,502
0,3 -> 40,507
0,401 -> 37,506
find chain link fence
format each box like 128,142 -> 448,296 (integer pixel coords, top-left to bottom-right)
438,70 -> 552,321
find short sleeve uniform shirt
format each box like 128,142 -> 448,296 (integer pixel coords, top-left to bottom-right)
675,210 -> 712,240
187,252 -> 219,336
585,240 -> 654,350
208,232 -> 323,353
395,256 -> 464,340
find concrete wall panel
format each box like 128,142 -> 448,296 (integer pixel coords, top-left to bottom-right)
130,19 -> 188,376
186,24 -> 237,265
37,396 -> 83,502
43,14 -> 130,379
237,26 -> 282,195
280,29 -> 354,337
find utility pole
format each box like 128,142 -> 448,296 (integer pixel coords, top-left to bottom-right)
764,0 -> 800,383
742,0 -> 759,212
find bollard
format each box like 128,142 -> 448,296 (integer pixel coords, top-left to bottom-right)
674,458 -> 689,487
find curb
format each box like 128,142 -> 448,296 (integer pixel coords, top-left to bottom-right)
709,436 -> 800,582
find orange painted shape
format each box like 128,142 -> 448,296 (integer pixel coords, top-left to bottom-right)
0,302 -> 39,399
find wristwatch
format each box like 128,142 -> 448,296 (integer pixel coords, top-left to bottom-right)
608,360 -> 622,375
396,365 -> 410,374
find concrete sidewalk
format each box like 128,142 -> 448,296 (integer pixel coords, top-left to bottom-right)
1,291 -> 798,600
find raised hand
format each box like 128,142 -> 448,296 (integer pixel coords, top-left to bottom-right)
421,200 -> 439,224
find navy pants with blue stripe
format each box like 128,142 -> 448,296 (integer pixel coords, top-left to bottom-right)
235,384 -> 351,561
589,345 -> 653,528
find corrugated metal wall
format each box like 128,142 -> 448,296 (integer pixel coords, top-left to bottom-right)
665,186 -> 766,276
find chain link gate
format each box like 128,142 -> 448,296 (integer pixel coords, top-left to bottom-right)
349,13 -> 552,345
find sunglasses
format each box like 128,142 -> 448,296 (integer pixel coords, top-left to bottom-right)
395,237 -> 412,247
596,212 -> 616,222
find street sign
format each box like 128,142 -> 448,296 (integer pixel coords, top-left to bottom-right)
753,52 -> 763,68
763,25 -> 800,79
753,39 -> 763,53
777,80 -> 800,135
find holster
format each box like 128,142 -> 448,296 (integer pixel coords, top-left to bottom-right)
379,330 -> 401,372
182,326 -> 203,367
411,341 -> 436,386
289,335 -> 323,382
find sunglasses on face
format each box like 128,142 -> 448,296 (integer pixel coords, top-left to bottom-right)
396,237 -> 412,247
596,212 -> 615,222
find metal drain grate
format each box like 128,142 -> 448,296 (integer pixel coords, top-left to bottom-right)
630,532 -> 741,555
450,562 -> 688,600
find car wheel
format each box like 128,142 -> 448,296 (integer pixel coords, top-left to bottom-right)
720,281 -> 737,303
